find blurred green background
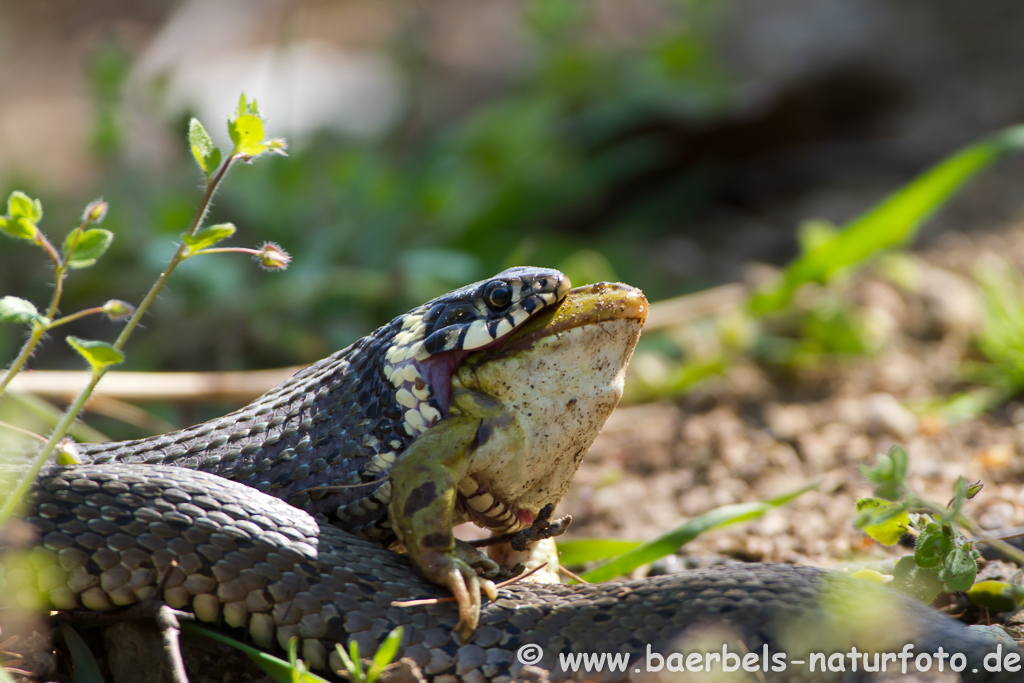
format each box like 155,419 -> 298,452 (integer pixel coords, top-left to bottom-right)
3,0 -> 1024,430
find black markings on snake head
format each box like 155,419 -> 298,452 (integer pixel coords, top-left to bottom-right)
402,482 -> 437,516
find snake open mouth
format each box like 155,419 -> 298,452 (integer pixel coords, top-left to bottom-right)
414,337 -> 506,418
456,476 -> 533,532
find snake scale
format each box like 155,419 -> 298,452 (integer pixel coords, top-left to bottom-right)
1,267 -> 1020,682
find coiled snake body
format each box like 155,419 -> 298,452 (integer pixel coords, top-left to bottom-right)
2,268 -> 1018,681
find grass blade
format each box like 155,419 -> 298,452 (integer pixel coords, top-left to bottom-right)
180,622 -> 330,683
556,539 -> 642,567
580,482 -> 818,583
750,125 -> 1024,315
58,624 -> 104,683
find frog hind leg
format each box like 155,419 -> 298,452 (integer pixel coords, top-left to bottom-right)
388,414 -> 498,640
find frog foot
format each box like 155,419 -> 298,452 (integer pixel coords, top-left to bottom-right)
416,548 -> 497,641
455,538 -> 501,578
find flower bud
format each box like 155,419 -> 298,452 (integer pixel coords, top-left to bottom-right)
102,299 -> 135,321
83,198 -> 109,223
55,439 -> 81,465
256,242 -> 291,270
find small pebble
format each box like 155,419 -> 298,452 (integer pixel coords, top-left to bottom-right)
864,393 -> 918,440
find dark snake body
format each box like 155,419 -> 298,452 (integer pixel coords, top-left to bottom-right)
16,465 -> 1018,682
76,267 -> 569,541
2,267 -> 1020,681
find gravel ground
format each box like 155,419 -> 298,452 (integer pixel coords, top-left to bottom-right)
563,224 -> 1024,631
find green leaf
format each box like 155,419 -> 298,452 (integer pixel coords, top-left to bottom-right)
941,544 -> 978,592
229,114 -> 268,158
0,296 -> 49,326
556,539 -> 642,567
367,626 -> 404,683
913,522 -> 952,568
334,643 -> 361,683
892,555 -> 944,603
855,497 -> 911,546
180,622 -> 331,683
581,481 -> 817,582
235,92 -> 253,117
348,640 -> 363,680
749,125 -> 1024,315
849,569 -> 889,584
964,479 -> 985,500
58,624 -> 104,683
182,223 -> 236,252
188,118 -> 222,178
0,215 -> 36,241
859,445 -> 909,501
1,191 -> 43,241
966,580 -> 1024,612
8,190 -> 42,222
64,228 -> 113,269
66,336 -> 124,372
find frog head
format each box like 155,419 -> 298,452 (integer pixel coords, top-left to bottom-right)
450,281 -> 648,531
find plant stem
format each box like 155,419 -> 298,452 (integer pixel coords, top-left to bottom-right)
0,155 -> 237,527
36,234 -> 61,271
192,247 -> 260,256
0,324 -> 46,396
0,369 -> 102,522
46,306 -> 107,330
0,218 -> 93,399
46,218 -> 90,319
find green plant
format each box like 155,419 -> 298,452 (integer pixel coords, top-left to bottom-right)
748,126 -> 1024,316
180,624 -> 331,683
0,94 -> 288,525
895,255 -> 1024,425
557,481 -> 817,582
333,626 -> 404,683
0,1 -> 742,386
855,445 -> 1024,607
627,124 -> 1024,401
968,257 -> 1024,399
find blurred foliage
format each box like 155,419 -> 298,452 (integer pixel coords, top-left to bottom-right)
973,257 -> 1024,391
627,124 -> 1024,402
897,252 -> 1024,424
921,255 -> 1024,423
5,0 -> 1024,445
749,126 -> 1024,315
0,0 -> 731,381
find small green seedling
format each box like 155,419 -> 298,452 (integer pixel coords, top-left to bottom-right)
855,445 -> 997,603
333,627 -> 404,683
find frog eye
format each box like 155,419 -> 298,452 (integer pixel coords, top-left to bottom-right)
483,281 -> 512,311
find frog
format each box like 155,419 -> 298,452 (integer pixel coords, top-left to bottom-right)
387,281 -> 648,638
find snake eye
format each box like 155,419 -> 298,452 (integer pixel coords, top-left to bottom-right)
483,281 -> 512,311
